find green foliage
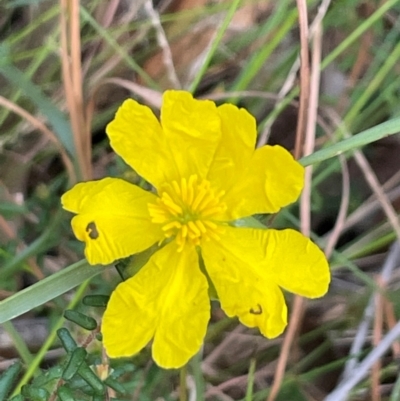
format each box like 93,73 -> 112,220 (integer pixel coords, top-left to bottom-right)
1,0 -> 400,399
0,362 -> 21,401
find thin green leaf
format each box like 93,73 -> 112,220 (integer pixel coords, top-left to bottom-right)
189,0 -> 242,93
12,283 -> 90,395
2,210 -> 64,280
0,362 -> 22,401
1,321 -> 34,366
62,348 -> 87,381
321,0 -> 400,69
231,0 -> 297,92
63,310 -> 97,331
57,385 -> 75,401
0,62 -> 76,158
299,117 -> 400,167
79,6 -> 158,89
245,359 -> 257,401
0,261 -> 111,325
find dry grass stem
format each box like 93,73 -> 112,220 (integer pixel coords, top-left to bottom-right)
326,293 -> 400,401
324,155 -> 350,257
294,0 -> 310,159
329,183 -> 400,239
60,0 -> 91,180
325,109 -> 400,242
0,96 -> 75,181
352,150 -> 400,241
257,0 -> 331,148
372,276 -> 383,401
383,299 -> 400,357
81,1 -> 120,76
267,17 -> 323,401
4,1 -> 400,399
0,214 -> 44,280
308,0 -> 332,37
328,242 -> 400,400
144,0 -> 181,89
266,296 -> 305,401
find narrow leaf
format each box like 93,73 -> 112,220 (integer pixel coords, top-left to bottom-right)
57,385 -> 75,401
82,295 -> 109,308
0,362 -> 22,401
0,261 -> 111,324
57,328 -> 77,353
300,117 -> 400,166
0,63 -> 75,158
62,348 -> 87,381
64,310 -> 97,331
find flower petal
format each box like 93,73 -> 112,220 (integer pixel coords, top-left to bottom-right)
160,91 -> 221,181
61,178 -> 163,265
223,145 -> 304,219
266,229 -> 330,298
206,104 -> 256,195
201,226 -> 330,338
106,98 -> 177,189
102,241 -> 210,369
102,275 -> 156,360
201,227 -> 286,338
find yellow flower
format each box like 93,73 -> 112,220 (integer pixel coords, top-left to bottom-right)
61,91 -> 330,369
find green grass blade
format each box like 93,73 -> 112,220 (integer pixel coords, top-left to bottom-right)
0,62 -> 76,158
345,40 -> 400,127
79,6 -> 158,89
2,321 -> 34,366
231,0 -> 297,92
245,358 -> 256,401
0,260 -> 111,324
321,0 -> 399,69
189,0 -> 242,93
2,210 -> 64,279
11,281 -> 91,395
299,117 -> 400,167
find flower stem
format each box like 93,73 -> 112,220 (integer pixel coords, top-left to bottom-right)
179,365 -> 187,401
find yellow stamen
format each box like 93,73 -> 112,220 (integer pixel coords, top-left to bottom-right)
192,186 -> 207,211
161,193 -> 182,215
187,175 -> 197,205
181,224 -> 188,238
188,220 -> 201,237
203,220 -> 217,230
148,174 -> 226,250
162,221 -> 182,231
201,205 -> 225,217
194,220 -> 207,234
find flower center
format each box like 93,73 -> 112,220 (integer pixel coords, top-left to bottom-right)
148,175 -> 226,251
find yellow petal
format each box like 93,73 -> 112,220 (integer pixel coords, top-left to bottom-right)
206,104 -> 256,197
201,226 -> 330,338
61,178 -> 163,265
106,98 -> 177,189
102,275 -> 156,359
265,229 -> 330,298
102,241 -> 210,369
223,145 -> 304,219
160,91 -> 221,181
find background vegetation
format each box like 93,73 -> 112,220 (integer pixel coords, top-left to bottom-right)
1,0 -> 400,400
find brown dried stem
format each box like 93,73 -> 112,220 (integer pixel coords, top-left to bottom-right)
293,0 -> 310,159
60,0 -> 91,181
267,12 -> 322,401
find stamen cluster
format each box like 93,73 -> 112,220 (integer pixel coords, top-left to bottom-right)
148,175 -> 226,250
